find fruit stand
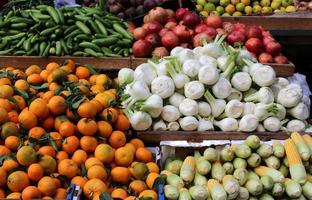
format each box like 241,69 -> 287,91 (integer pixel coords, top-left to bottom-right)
1,0 -> 312,200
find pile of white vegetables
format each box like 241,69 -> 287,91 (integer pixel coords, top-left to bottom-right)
119,35 -> 310,132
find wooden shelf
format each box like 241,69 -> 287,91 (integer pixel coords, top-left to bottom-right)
134,131 -> 294,143
131,58 -> 295,77
221,11 -> 312,31
0,56 -> 132,70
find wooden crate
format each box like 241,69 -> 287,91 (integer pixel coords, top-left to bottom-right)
133,131 -> 292,143
131,58 -> 295,77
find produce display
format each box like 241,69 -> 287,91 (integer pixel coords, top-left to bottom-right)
0,60 -> 159,199
0,5 -> 133,57
131,9 -> 289,65
295,0 -> 312,10
193,0 -> 297,16
162,134 -> 312,200
121,36 -> 308,132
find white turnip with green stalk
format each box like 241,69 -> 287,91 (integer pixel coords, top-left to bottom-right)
170,46 -> 184,56
184,81 -> 205,100
243,59 -> 264,77
198,101 -> 211,117
231,72 -> 252,92
199,55 -> 217,67
288,102 -> 309,120
253,103 -> 278,121
243,102 -> 255,116
153,119 -> 167,130
270,77 -> 289,100
220,99 -> 244,119
214,117 -> 238,131
179,98 -> 199,116
252,65 -> 276,87
198,64 -> 219,85
168,121 -> 180,131
179,116 -> 199,131
122,80 -> 151,107
263,117 -> 281,132
212,77 -> 232,99
277,84 -> 303,108
257,124 -> 266,132
161,105 -> 181,122
175,48 -> 195,63
118,68 -> 134,86
286,120 -> 306,132
148,59 -> 168,76
227,89 -> 243,101
239,114 -> 259,132
135,94 -> 163,118
169,93 -> 185,108
200,34 -> 227,58
151,75 -> 175,99
274,104 -> 286,120
134,63 -> 157,86
198,116 -> 214,131
166,57 -> 190,89
124,109 -> 152,131
183,59 -> 201,78
244,87 -> 274,104
204,89 -> 226,117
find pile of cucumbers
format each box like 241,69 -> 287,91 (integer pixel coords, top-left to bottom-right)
0,5 -> 133,57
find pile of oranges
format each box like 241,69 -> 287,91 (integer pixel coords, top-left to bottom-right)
0,60 -> 160,200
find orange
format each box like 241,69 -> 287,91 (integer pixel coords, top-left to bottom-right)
7,110 -> 19,123
58,159 -> 78,179
91,85 -> 105,94
130,138 -> 145,150
146,173 -> 159,189
48,96 -> 67,116
54,115 -> 69,131
7,171 -> 30,192
0,107 -> 9,125
0,85 -> 14,98
136,147 -> 154,163
71,176 -> 88,188
83,178 -> 108,199
27,73 -> 43,85
42,115 -> 55,131
12,95 -> 26,110
67,74 -> 79,82
22,186 -> 42,200
90,99 -> 103,113
28,126 -> 46,139
0,77 -> 11,86
71,149 -> 88,166
111,167 -> 131,184
75,66 -> 90,79
0,189 -> 4,198
38,155 -> 57,175
56,151 -> 69,163
0,145 -> 11,156
97,121 -> 112,138
40,69 -> 49,81
38,176 -> 57,196
77,101 -> 97,118
124,143 -> 136,155
27,163 -> 44,181
54,188 -> 67,199
147,162 -> 160,174
100,108 -> 118,124
38,146 -> 56,158
115,114 -> 130,131
129,180 -> 148,194
95,74 -> 109,86
29,98 -> 49,119
87,165 -> 107,181
89,74 -> 98,85
59,121 -> 75,137
6,192 -> 21,199
94,144 -> 114,164
14,79 -> 30,91
18,109 -> 37,130
4,136 -> 20,151
109,130 -> 126,149
124,196 -> 137,200
49,132 -> 63,148
62,135 -> 79,154
0,98 -> 13,111
115,147 -> 134,167
130,162 -> 149,180
16,146 -> 37,166
111,188 -> 128,199
63,59 -> 75,71
51,68 -> 68,83
94,92 -> 113,108
0,167 -> 7,187
85,157 -> 103,170
1,121 -> 19,139
25,65 -> 41,76
2,158 -> 19,172
80,136 -> 98,153
77,118 -> 98,136
46,62 -> 60,73
139,190 -> 157,200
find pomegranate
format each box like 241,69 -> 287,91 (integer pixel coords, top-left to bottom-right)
263,36 -> 275,46
262,30 -> 272,38
227,31 -> 246,45
165,21 -> 177,29
132,40 -> 153,58
159,28 -> 171,37
193,32 -> 212,47
153,47 -> 169,59
133,27 -> 148,40
205,16 -> 222,28
127,21 -> 136,33
216,28 -> 226,35
195,24 -> 209,34
143,22 -> 163,34
166,16 -> 177,23
182,12 -> 200,28
165,9 -> 175,18
173,25 -> 191,42
234,23 -> 246,32
180,43 -> 192,48
161,31 -> 179,49
145,33 -> 161,47
148,7 -> 168,24
176,8 -> 189,21
223,22 -> 235,34
265,42 -> 281,56
245,38 -> 263,54
274,54 -> 288,64
258,52 -> 273,63
246,25 -> 262,39
203,27 -> 217,38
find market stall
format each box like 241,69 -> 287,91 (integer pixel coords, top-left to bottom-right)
0,0 -> 312,200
